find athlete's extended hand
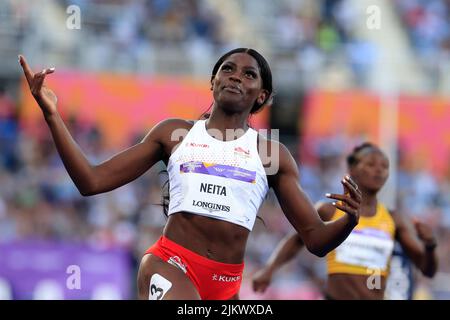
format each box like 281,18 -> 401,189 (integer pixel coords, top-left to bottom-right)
252,267 -> 273,294
18,55 -> 57,117
413,218 -> 437,249
326,175 -> 361,225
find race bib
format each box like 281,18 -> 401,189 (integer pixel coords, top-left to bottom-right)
335,229 -> 394,270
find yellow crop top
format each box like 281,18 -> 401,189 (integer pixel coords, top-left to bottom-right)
326,202 -> 396,276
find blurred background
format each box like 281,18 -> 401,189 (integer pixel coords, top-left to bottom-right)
0,0 -> 449,300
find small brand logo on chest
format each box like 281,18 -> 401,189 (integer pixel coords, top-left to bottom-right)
186,142 -> 209,148
234,146 -> 251,159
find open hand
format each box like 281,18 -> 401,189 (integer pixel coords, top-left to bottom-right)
326,175 -> 362,224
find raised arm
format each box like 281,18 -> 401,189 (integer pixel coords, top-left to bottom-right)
393,211 -> 438,277
268,143 -> 361,258
18,55 -> 173,196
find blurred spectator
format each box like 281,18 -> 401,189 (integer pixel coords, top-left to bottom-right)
394,0 -> 450,89
300,137 -> 346,204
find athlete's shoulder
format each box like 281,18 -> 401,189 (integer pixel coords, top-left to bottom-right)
150,118 -> 195,137
143,118 -> 196,146
256,134 -> 292,161
156,118 -> 196,131
380,203 -> 396,218
386,207 -> 404,226
256,133 -> 284,148
257,134 -> 295,175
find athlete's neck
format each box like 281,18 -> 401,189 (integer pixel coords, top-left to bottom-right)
206,109 -> 250,141
360,189 -> 378,207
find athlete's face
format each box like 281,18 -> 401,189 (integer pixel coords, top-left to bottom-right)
211,53 -> 268,114
350,151 -> 389,193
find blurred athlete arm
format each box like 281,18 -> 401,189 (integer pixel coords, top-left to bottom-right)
252,232 -> 304,293
393,211 -> 438,277
268,142 -> 361,258
18,55 -> 173,196
252,202 -> 334,293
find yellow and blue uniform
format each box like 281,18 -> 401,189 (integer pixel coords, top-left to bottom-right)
326,203 -> 396,277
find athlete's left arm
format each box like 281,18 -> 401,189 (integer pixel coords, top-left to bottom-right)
267,142 -> 361,257
393,211 -> 438,277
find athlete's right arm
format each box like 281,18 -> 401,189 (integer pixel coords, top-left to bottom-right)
252,232 -> 304,293
18,55 -> 172,196
252,202 -> 334,293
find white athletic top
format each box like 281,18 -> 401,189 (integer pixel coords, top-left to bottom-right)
167,120 -> 269,231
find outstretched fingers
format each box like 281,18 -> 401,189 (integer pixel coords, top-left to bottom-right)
18,55 -> 55,90
326,193 -> 359,210
18,55 -> 35,86
342,175 -> 362,202
30,68 -> 55,97
332,201 -> 359,217
325,175 -> 361,222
